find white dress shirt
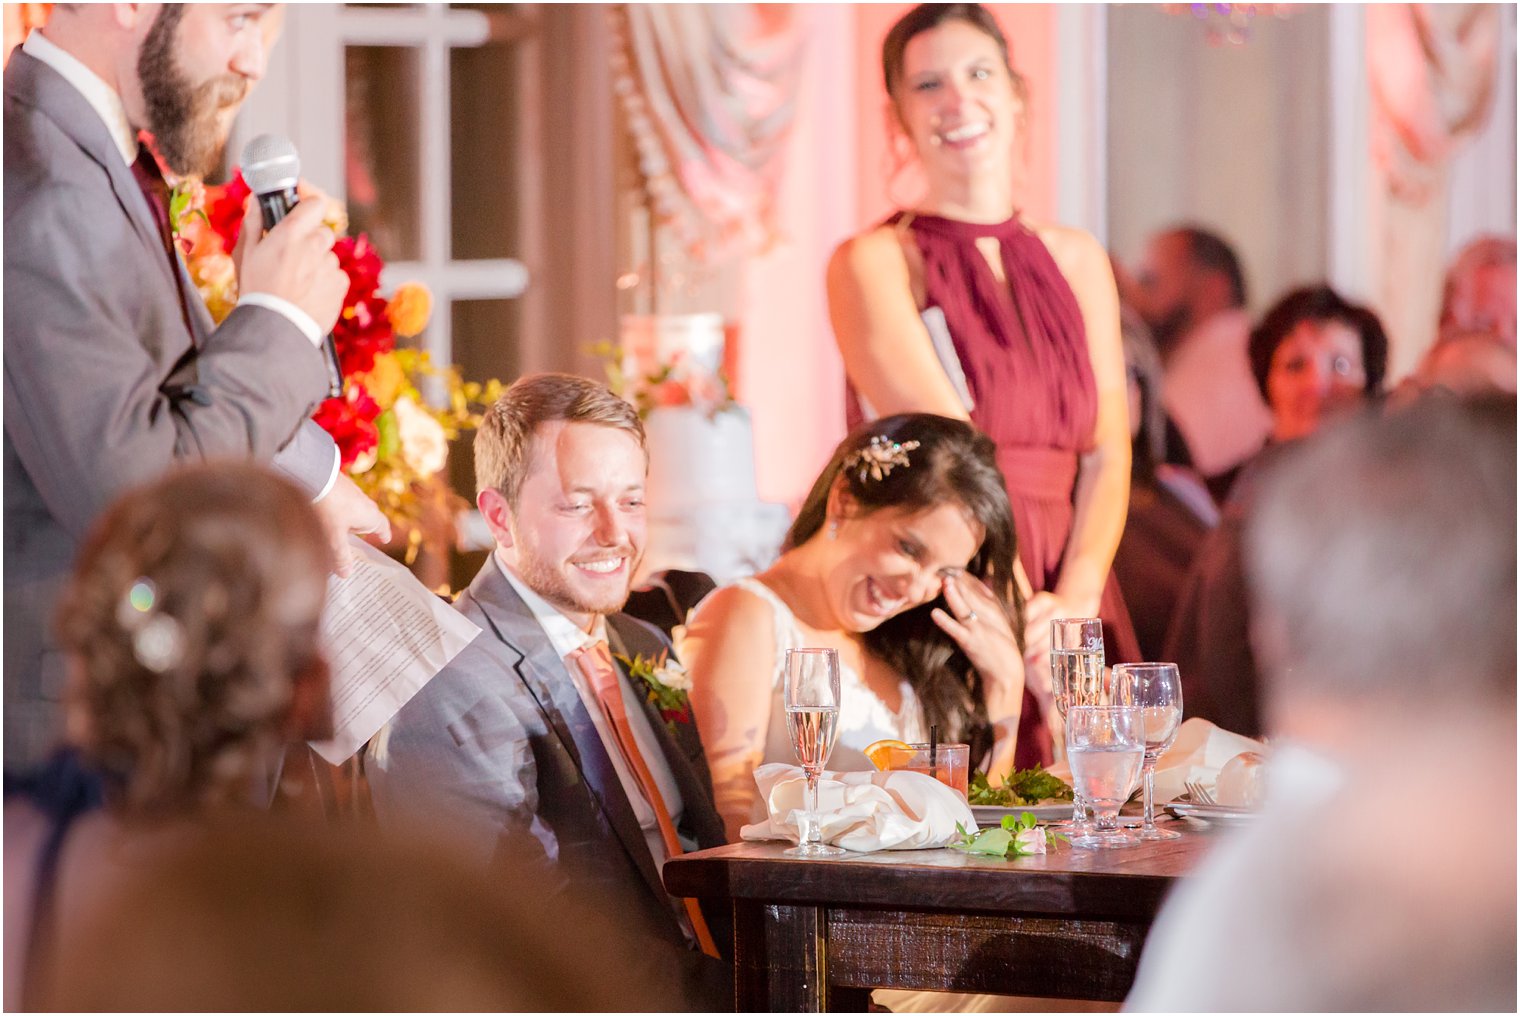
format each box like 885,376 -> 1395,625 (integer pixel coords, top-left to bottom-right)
494,552 -> 689,866
24,29 -> 340,500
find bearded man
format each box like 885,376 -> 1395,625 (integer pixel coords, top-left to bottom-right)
4,4 -> 388,768
367,373 -> 731,1010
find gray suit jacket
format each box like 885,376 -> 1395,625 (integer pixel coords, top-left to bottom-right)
367,559 -> 732,1005
3,51 -> 338,766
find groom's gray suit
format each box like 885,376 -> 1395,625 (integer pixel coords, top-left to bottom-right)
3,50 -> 338,766
367,557 -> 732,1008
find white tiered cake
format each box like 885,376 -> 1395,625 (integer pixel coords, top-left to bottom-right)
621,314 -> 790,585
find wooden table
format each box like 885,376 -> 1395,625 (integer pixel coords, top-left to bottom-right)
664,824 -> 1219,1011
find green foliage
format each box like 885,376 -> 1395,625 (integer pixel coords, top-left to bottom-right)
966,766 -> 1074,807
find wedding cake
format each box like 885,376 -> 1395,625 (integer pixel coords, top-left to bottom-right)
621,314 -> 790,585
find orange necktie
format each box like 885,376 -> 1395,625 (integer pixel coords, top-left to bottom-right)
571,640 -> 719,959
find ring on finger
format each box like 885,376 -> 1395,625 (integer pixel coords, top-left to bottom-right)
963,610 -> 978,624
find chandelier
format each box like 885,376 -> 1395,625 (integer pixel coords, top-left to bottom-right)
1161,4 -> 1295,46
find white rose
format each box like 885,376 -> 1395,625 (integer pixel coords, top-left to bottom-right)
655,659 -> 691,692
393,395 -> 449,476
1014,827 -> 1047,855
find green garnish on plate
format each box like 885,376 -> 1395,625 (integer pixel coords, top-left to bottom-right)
967,765 -> 1074,807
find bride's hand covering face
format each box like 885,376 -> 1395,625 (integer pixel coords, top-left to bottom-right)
818,498 -> 981,634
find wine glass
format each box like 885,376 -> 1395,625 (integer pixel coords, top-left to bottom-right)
1064,705 -> 1145,849
1051,618 -> 1106,833
783,648 -> 845,858
1114,663 -> 1183,840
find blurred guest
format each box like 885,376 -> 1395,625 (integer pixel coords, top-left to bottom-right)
41,816 -> 653,1012
1439,234 -> 1516,348
4,463 -> 334,1011
682,414 -> 1025,839
1110,310 -> 1217,662
1166,285 -> 1389,737
1129,393 -> 1516,1011
4,2 -> 388,769
828,3 -> 1138,768
1130,226 -> 1271,495
366,373 -> 729,1009
1396,329 -> 1518,405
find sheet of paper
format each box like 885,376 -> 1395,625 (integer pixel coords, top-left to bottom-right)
308,538 -> 480,765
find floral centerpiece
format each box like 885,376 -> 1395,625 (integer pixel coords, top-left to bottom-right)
594,337 -> 737,421
170,169 -> 503,562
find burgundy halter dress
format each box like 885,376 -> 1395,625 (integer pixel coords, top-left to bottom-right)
857,211 -> 1142,768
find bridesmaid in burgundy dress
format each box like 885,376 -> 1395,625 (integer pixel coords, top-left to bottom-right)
827,3 -> 1139,768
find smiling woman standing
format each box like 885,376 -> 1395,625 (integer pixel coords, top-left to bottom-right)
681,415 -> 1025,839
827,3 -> 1139,766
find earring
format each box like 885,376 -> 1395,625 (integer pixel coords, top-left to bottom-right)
826,519 -> 839,541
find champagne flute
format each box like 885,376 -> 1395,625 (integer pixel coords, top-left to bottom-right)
1114,663 -> 1183,840
1065,705 -> 1145,849
1051,618 -> 1106,833
783,648 -> 845,858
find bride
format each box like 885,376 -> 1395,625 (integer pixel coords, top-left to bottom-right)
681,413 -> 1027,839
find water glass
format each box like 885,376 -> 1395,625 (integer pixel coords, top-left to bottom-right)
782,648 -> 844,858
1064,705 -> 1145,849
1114,663 -> 1183,840
1051,618 -> 1106,831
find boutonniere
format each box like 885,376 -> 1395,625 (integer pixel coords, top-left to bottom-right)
617,650 -> 692,730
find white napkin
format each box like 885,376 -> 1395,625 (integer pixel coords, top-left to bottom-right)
1149,717 -> 1267,804
739,763 -> 977,852
1047,717 -> 1266,805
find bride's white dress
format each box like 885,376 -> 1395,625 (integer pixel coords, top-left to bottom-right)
693,578 -> 927,829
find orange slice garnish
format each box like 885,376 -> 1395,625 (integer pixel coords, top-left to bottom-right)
863,738 -> 913,770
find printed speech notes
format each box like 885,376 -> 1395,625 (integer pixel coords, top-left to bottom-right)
309,538 -> 479,765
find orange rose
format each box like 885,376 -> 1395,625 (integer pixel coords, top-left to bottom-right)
358,352 -> 408,407
387,282 -> 433,339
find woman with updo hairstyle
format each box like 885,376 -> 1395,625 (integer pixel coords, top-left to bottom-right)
681,413 -> 1026,840
4,462 -> 334,1010
828,3 -> 1140,767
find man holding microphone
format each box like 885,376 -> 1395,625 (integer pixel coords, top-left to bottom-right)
4,4 -> 388,766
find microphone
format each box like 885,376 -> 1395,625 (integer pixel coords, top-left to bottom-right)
241,134 -> 344,399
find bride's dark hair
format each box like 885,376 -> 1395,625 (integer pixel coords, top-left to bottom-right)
786,413 -> 1023,764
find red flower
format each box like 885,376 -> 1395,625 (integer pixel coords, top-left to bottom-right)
332,294 -> 395,376
312,383 -> 381,468
205,171 -> 251,251
660,704 -> 691,726
334,234 -> 384,305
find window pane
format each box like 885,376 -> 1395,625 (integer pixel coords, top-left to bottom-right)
345,46 -> 422,260
450,39 -> 520,260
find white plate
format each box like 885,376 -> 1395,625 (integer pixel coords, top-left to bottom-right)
1165,800 -> 1257,826
971,803 -> 1077,823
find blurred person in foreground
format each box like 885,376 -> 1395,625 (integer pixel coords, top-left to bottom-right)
5,2 -> 389,769
1165,285 -> 1388,737
4,462 -> 334,1011
1128,392 -> 1516,1011
366,373 -> 730,1009
40,815 -> 649,1012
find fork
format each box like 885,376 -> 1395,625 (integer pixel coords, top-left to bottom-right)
1184,779 -> 1217,805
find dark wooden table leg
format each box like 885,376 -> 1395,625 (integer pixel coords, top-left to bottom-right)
734,901 -> 869,1011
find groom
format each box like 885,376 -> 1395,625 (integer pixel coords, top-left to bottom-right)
367,373 -> 730,1006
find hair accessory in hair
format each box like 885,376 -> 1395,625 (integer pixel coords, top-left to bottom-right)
844,435 -> 921,482
115,577 -> 185,673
